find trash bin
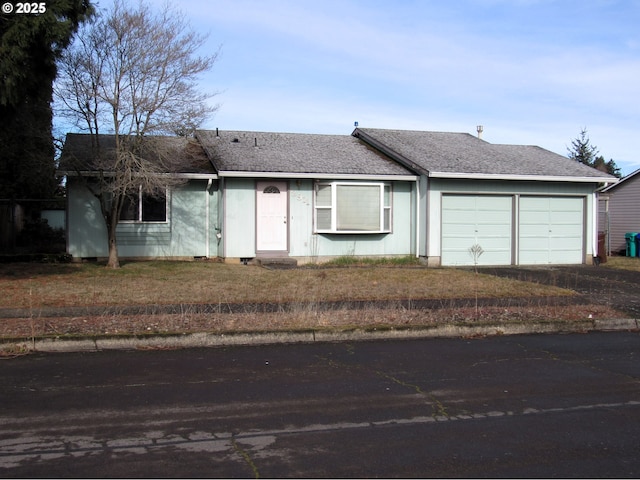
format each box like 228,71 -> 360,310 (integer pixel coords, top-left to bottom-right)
637,233 -> 640,258
625,233 -> 638,257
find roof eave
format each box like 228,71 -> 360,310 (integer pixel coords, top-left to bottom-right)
217,170 -> 418,181
60,170 -> 218,180
429,171 -> 618,184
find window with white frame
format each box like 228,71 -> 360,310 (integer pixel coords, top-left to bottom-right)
119,186 -> 168,222
314,181 -> 391,233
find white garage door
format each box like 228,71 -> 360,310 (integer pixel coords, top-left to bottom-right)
441,195 -> 513,266
519,196 -> 584,265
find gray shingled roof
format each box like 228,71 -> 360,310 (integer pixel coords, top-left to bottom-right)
196,129 -> 415,177
354,128 -> 616,180
59,133 -> 215,175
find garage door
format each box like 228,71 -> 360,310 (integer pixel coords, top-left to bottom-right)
441,195 -> 513,266
519,196 -> 584,265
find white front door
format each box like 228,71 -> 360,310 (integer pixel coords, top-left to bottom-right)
256,181 -> 288,252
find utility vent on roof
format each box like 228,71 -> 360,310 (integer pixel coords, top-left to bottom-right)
232,138 -> 239,143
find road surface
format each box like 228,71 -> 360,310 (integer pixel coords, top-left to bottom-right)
1,331 -> 639,477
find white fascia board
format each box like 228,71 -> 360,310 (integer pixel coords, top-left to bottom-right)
172,173 -> 219,180
217,171 -> 419,181
429,171 -> 617,185
61,171 -> 218,180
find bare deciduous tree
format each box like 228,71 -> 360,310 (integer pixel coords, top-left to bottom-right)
56,0 -> 219,267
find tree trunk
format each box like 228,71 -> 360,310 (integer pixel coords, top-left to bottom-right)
106,212 -> 120,269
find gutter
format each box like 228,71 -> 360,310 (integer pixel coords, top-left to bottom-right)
428,171 -> 618,184
216,171 -> 419,182
61,171 -> 218,180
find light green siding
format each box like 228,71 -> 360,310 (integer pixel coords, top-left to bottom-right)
67,180 -> 108,258
292,180 -> 414,260
222,178 -> 256,258
296,180 -> 414,260
66,178 -> 218,260
222,178 -> 417,261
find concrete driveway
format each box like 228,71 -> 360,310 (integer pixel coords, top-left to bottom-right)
480,264 -> 640,317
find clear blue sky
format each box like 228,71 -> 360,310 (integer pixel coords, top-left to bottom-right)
103,0 -> 640,175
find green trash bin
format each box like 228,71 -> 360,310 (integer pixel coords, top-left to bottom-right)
625,233 -> 638,257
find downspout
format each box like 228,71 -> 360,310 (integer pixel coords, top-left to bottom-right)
415,177 -> 420,258
205,179 -> 212,258
591,191 -> 597,262
423,175 -> 430,261
605,196 -> 611,256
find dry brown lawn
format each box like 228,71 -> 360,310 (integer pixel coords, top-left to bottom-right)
603,256 -> 640,272
0,260 -> 628,343
0,260 -> 573,309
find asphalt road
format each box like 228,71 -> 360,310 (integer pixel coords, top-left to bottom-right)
1,331 -> 640,478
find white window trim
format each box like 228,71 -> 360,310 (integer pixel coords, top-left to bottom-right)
118,186 -> 169,224
314,181 -> 392,234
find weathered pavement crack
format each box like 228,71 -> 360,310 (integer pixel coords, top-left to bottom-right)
231,436 -> 260,479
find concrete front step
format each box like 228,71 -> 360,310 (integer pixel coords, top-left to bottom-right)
254,257 -> 298,269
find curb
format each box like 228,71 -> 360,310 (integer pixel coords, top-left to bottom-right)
2,318 -> 638,354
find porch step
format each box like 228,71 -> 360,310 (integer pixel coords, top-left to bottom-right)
255,257 -> 298,269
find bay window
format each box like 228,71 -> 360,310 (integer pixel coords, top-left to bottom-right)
315,181 -> 391,233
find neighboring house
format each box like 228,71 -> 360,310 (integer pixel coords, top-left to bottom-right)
598,168 -> 640,255
353,128 -> 616,266
60,128 -> 617,266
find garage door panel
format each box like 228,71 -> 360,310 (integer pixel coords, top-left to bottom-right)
442,210 -> 478,224
442,195 -> 512,266
551,211 -> 582,224
519,196 -> 583,265
477,212 -> 511,225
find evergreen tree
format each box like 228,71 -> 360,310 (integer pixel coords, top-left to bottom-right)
567,128 -> 621,178
567,128 -> 598,167
0,1 -> 93,200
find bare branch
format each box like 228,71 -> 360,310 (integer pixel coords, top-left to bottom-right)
55,0 -> 219,267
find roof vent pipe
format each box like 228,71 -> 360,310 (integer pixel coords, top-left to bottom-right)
254,137 -> 257,147
477,125 -> 484,139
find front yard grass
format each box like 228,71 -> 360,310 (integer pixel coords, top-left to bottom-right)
602,255 -> 640,272
0,260 -> 574,310
2,259 -> 632,342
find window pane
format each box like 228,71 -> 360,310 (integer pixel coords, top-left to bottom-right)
384,208 -> 391,231
384,185 -> 391,206
119,194 -> 138,221
316,184 -> 332,207
316,207 -> 331,230
336,185 -> 380,231
142,194 -> 167,222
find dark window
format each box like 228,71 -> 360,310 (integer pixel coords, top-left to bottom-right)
119,188 -> 167,222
